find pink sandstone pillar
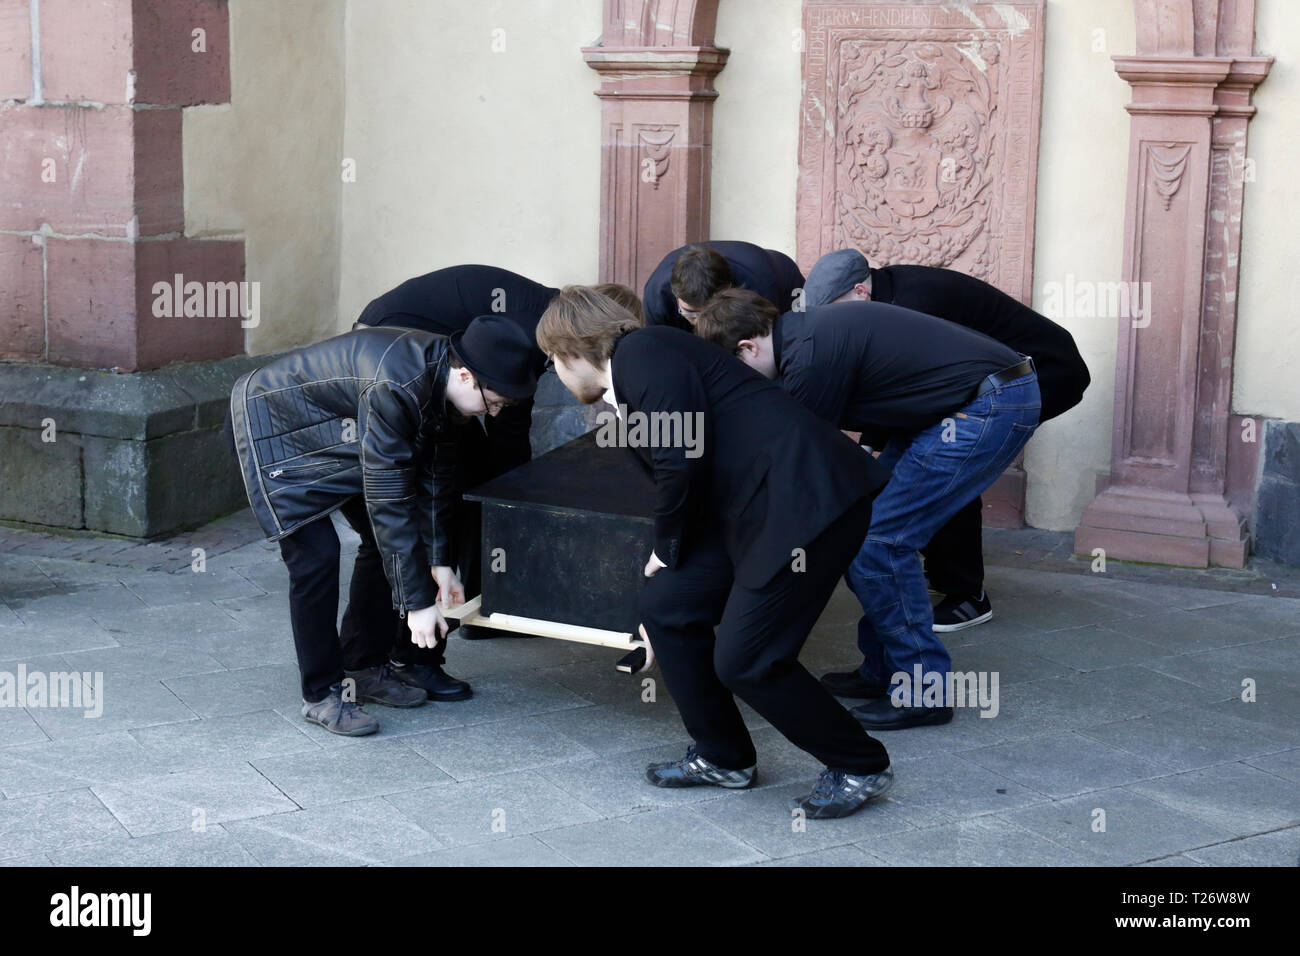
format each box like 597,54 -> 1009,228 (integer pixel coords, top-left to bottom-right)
582,1 -> 728,291
1074,0 -> 1271,568
0,0 -> 243,371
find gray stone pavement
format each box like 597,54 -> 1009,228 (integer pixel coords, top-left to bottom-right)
0,511 -> 1297,867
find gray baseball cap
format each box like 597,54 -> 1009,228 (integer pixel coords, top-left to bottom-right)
803,248 -> 871,308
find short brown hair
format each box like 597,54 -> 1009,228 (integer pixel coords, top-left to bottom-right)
536,285 -> 644,366
695,288 -> 779,354
670,246 -> 734,308
592,283 -> 644,323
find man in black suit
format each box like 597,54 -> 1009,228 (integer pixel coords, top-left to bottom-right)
536,285 -> 894,819
802,249 -> 1090,644
642,241 -> 805,332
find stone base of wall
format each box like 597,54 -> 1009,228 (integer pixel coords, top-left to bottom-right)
984,465 -> 1026,530
0,354 -> 267,539
1254,421 -> 1300,567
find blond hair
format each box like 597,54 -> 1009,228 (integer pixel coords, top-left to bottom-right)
536,285 -> 644,366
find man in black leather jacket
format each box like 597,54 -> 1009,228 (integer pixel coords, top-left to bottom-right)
353,266 -> 641,646
227,317 -> 538,736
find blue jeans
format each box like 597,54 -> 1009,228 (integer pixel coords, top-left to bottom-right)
845,374 -> 1040,704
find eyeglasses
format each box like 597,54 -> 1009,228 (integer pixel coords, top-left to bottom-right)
477,381 -> 510,415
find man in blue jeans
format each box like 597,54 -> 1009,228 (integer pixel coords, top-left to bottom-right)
696,289 -> 1040,730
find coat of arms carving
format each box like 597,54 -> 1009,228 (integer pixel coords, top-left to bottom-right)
798,1 -> 1045,304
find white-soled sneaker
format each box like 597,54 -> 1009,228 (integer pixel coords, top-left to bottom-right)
932,591 -> 993,632
791,766 -> 894,819
645,745 -> 755,789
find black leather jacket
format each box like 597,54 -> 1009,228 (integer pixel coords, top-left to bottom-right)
229,327 -> 461,614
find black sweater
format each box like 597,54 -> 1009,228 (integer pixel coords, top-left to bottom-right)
358,265 -> 558,376
777,302 -> 1026,436
868,265 -> 1089,422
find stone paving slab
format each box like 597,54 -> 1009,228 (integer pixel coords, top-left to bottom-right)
0,730 -> 173,799
87,602 -> 248,646
1246,747 -> 1300,782
90,760 -> 299,837
762,844 -> 890,866
0,789 -> 130,861
0,620 -> 121,662
958,730 -> 1171,799
403,717 -> 598,782
855,815 -> 1088,867
128,711 -> 324,773
46,827 -> 260,867
1077,704 -> 1295,772
162,663 -> 304,718
999,789 -> 1238,866
25,675 -> 197,741
1183,827 -> 1300,867
1123,762 -> 1300,835
0,517 -> 1297,866
251,739 -> 455,809
536,806 -> 768,867
223,798 -> 444,866
0,706 -> 48,749
384,835 -> 574,867
384,772 -> 603,848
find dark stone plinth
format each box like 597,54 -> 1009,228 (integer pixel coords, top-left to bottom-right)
1254,420 -> 1300,567
0,353 -> 271,539
468,431 -> 655,633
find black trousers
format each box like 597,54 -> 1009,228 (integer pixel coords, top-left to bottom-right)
279,498 -> 411,702
920,494 -> 984,597
639,496 -> 890,775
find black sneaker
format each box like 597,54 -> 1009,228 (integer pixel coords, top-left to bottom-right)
645,745 -> 755,789
932,590 -> 993,632
388,662 -> 473,702
791,766 -> 894,819
820,670 -> 889,699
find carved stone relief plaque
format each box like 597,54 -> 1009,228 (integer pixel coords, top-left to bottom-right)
798,1 -> 1045,303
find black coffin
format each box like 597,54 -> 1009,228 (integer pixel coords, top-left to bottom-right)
465,431 -> 655,634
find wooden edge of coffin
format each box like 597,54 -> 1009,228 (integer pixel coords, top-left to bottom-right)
441,596 -> 644,650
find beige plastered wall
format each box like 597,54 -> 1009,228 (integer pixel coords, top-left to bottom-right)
183,0 -> 1291,531
183,0 -> 347,355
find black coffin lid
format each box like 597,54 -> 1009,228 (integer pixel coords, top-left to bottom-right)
466,431 -> 656,633
465,430 -> 655,520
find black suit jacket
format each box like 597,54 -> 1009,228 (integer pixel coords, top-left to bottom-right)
870,265 -> 1089,422
643,241 -> 805,332
610,326 -> 888,589
358,264 -> 558,378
